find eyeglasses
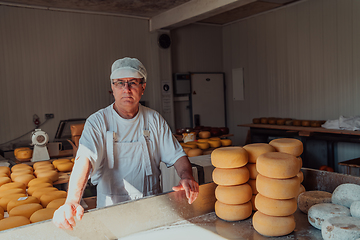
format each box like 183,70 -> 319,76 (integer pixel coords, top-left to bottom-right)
112,80 -> 143,89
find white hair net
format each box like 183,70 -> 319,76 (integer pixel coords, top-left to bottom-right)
110,57 -> 147,82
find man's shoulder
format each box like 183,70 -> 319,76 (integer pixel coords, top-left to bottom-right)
140,105 -> 161,119
86,104 -> 112,126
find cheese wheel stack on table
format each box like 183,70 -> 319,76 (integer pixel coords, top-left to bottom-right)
211,147 -> 252,221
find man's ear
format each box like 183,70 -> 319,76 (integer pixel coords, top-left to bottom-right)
142,82 -> 146,92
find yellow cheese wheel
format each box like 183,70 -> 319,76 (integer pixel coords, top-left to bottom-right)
183,147 -> 191,155
298,157 -> 303,168
256,152 -> 300,179
0,177 -> 11,187
251,194 -> 257,211
208,140 -> 221,148
34,164 -> 55,171
0,166 -> 10,177
40,191 -> 67,207
211,147 -> 248,168
197,138 -> 209,143
9,203 -> 43,218
15,149 -> 33,161
198,131 -> 211,139
0,182 -> 26,192
215,200 -> 252,221
35,170 -> 59,182
7,196 -> 40,212
243,143 -> 276,163
212,167 -> 249,186
220,139 -> 232,147
52,159 -> 71,168
33,161 -> 52,170
0,193 -> 27,211
187,148 -> 203,157
215,184 -> 252,205
27,183 -> 54,196
209,137 -> 221,141
0,173 -> 8,178
297,184 -> 306,198
28,177 -> 53,187
248,179 -> 258,195
269,138 -> 303,157
297,170 -> 304,183
13,174 -> 35,186
30,208 -> 56,223
255,193 -> 297,216
256,174 -> 300,200
10,169 -> 33,181
246,163 -> 258,180
0,205 -> 4,216
252,211 -> 296,237
14,147 -> 31,156
181,143 -> 198,149
0,188 -> 26,199
0,216 -> 30,231
11,164 -> 33,172
32,187 -> 59,199
56,162 -> 74,172
196,142 -> 210,150
46,198 -> 66,209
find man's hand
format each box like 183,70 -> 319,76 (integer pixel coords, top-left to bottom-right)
172,178 -> 199,204
52,202 -> 84,230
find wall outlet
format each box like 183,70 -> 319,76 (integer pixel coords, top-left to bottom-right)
45,113 -> 54,119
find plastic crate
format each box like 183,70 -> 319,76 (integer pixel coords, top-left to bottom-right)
338,158 -> 360,176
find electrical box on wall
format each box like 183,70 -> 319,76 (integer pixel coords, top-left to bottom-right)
173,73 -> 191,95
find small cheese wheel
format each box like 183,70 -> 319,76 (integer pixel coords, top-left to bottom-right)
0,166 -> 10,177
256,174 -> 300,200
27,182 -> 54,196
15,149 -> 33,160
30,208 -> 56,223
32,187 -> 59,199
246,163 -> 258,179
243,143 -> 276,163
0,188 -> 26,199
297,170 -> 304,183
308,203 -> 350,230
197,138 -> 209,143
196,142 -> 209,150
10,169 -> 33,181
9,203 -> 43,218
0,173 -> 8,178
34,164 -> 55,171
220,139 -> 232,147
0,216 -> 30,231
332,183 -> 360,208
35,170 -> 59,182
181,143 -> 198,149
0,182 -> 26,192
11,164 -> 33,172
248,179 -> 258,195
208,140 -> 221,148
46,198 -> 66,209
52,159 -> 71,168
298,156 -> 303,168
183,147 -> 191,155
253,211 -> 295,237
209,137 -> 221,141
0,193 -> 27,211
198,131 -> 211,139
7,196 -> 40,212
56,162 -> 74,172
212,166 -> 249,186
13,174 -> 35,186
187,148 -> 203,157
321,216 -> 360,240
256,152 -> 300,179
211,147 -> 248,168
215,200 -> 252,221
251,194 -> 257,211
269,138 -> 303,157
14,147 -> 31,156
255,194 -> 297,216
0,177 -> 11,187
215,184 -> 252,205
40,191 -> 67,207
0,205 -> 4,216
297,190 -> 332,214
28,177 -> 53,187
33,161 -> 52,170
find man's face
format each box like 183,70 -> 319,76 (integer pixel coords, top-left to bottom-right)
111,77 -> 146,109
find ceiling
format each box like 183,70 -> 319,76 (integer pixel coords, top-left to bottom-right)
0,0 -> 301,31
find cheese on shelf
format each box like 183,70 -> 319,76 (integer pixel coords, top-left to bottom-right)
211,147 -> 248,168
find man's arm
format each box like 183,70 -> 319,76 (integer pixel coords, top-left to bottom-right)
52,156 -> 92,230
172,156 -> 199,204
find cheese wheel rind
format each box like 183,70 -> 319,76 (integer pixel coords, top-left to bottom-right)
28,177 -> 53,187
256,152 -> 300,179
27,183 -> 54,196
7,196 -> 40,212
253,211 -> 295,237
0,216 -> 31,231
215,184 -> 252,205
269,138 -> 303,156
212,167 -> 249,186
187,148 -> 203,157
255,194 -> 297,217
56,162 -> 74,172
211,147 -> 248,168
243,143 -> 276,163
0,166 -> 10,177
256,174 -> 300,200
215,200 -> 252,221
40,191 -> 67,207
30,208 -> 56,223
308,203 -> 350,230
0,188 -> 26,199
0,182 -> 26,192
297,190 -> 332,214
9,203 -> 43,218
246,163 -> 258,180
46,198 -> 66,209
321,216 -> 360,240
248,179 -> 258,195
332,183 -> 360,208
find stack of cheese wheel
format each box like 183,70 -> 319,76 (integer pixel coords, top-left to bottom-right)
199,131 -> 232,148
10,164 -> 35,187
269,138 -> 305,196
52,158 -> 74,172
211,147 -> 252,221
253,150 -> 302,237
33,161 -> 59,182
243,143 -> 276,211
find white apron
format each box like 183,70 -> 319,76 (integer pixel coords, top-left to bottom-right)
94,107 -> 162,208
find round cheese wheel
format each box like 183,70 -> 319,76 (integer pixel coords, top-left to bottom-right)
297,184 -> 306,198
0,205 -> 4,216
183,147 -> 191,155
332,183 -> 360,208
298,156 -> 303,168
14,147 -> 31,156
297,170 -> 304,183
212,166 -> 249,186
15,149 -> 33,161
56,162 -> 74,172
0,188 -> 26,199
351,201 -> 360,218
321,216 -> 360,240
256,152 -> 300,179
198,131 -> 211,139
260,118 -> 268,124
220,139 -> 232,147
0,182 -> 26,192
10,169 -> 33,181
269,138 -> 303,157
11,164 -> 33,172
210,137 -> 221,141
13,174 -> 35,186
28,177 -> 53,187
34,164 -> 55,171
9,203 -> 43,218
0,166 -> 10,177
27,182 -> 54,196
35,170 -> 59,182
251,194 -> 257,211
253,211 -> 295,237
196,142 -> 210,150
0,193 -> 27,211
0,216 -> 30,231
30,208 -> 56,223
208,140 -> 221,148
197,138 -> 209,143
7,196 -> 40,212
298,190 -> 332,214
255,194 -> 297,217
256,174 -> 300,200
211,147 -> 248,168
0,173 -> 8,178
52,159 -> 71,168
0,177 -> 11,187
243,143 -> 276,163
40,191 -> 67,207
187,148 -> 203,157
248,179 -> 258,195
46,198 -> 66,209
33,161 -> 52,170
308,203 -> 350,230
32,187 -> 59,199
246,163 -> 258,180
215,184 -> 252,205
215,200 -> 252,221
181,143 -> 198,149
